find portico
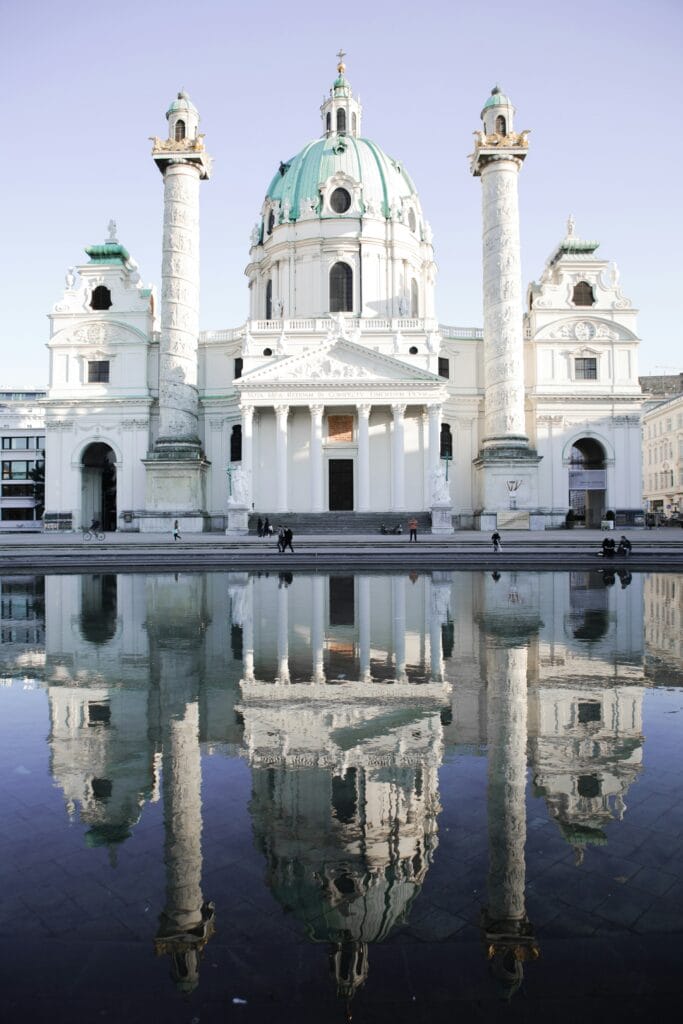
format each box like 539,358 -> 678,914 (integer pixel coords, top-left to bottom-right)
234,335 -> 447,514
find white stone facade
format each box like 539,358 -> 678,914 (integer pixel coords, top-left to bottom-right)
35,69 -> 643,533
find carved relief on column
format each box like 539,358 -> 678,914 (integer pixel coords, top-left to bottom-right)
481,163 -> 527,445
158,163 -> 202,445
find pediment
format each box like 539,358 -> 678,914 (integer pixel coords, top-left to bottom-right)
237,337 -> 442,388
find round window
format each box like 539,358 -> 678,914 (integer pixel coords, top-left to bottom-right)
330,188 -> 351,214
409,345 -> 418,355
263,348 -> 273,357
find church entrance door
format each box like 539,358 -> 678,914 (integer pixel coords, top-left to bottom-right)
328,459 -> 354,511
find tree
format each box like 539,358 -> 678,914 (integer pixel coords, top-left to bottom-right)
28,451 -> 45,520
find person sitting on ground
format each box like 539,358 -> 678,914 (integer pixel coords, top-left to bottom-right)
393,523 -> 403,535
617,535 -> 632,557
599,537 -> 616,557
380,523 -> 388,534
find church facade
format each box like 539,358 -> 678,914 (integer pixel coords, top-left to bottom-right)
41,60 -> 643,533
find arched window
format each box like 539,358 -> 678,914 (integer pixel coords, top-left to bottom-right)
440,423 -> 453,459
336,108 -> 346,134
230,424 -> 242,462
330,262 -> 353,313
351,112 -> 357,134
90,285 -> 112,310
410,278 -> 419,317
326,112 -> 331,132
175,119 -> 186,142
265,279 -> 272,320
267,209 -> 275,235
573,281 -> 595,306
495,114 -> 506,135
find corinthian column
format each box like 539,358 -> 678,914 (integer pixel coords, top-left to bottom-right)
391,404 -> 406,511
310,405 -> 324,512
357,404 -> 371,512
275,404 -> 289,512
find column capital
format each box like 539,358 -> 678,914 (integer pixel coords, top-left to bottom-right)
241,404 -> 255,425
391,403 -> 407,420
274,403 -> 290,424
310,403 -> 324,421
357,403 -> 372,420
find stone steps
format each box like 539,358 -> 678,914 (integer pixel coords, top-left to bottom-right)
249,512 -> 432,535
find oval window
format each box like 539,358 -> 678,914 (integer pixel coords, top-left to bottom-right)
409,345 -> 418,354
330,188 -> 351,213
263,348 -> 273,357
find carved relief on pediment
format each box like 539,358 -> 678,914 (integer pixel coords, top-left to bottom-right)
286,355 -> 372,381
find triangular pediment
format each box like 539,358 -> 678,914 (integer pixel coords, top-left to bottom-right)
238,337 -> 442,388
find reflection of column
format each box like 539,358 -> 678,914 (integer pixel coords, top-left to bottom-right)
275,404 -> 289,512
391,404 -> 406,511
243,576 -> 255,683
392,575 -> 407,683
311,575 -> 325,684
242,405 -> 254,499
310,405 -> 324,512
150,577 -> 214,991
357,404 -> 371,512
277,581 -> 290,684
482,643 -> 538,994
429,578 -> 444,682
358,575 -> 371,682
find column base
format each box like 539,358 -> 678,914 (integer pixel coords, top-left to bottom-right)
143,455 -> 210,530
225,506 -> 249,535
431,504 -> 454,534
473,445 -> 542,529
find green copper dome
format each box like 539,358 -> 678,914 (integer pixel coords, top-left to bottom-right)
482,85 -> 512,111
166,89 -> 198,118
265,134 -> 419,223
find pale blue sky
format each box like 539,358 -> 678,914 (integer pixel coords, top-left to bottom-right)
1,0 -> 681,386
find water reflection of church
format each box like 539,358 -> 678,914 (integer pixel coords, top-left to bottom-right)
0,568 -> 650,999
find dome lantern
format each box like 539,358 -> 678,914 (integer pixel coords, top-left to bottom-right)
320,50 -> 362,138
165,89 -> 200,144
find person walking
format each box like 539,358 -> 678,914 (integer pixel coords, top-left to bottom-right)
408,516 -> 418,542
257,516 -> 263,538
491,531 -> 502,552
276,525 -> 285,552
263,517 -> 272,536
283,527 -> 294,553
173,519 -> 181,542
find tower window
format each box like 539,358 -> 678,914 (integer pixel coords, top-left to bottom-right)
90,285 -> 112,310
330,187 -> 351,214
410,278 -> 419,316
573,281 -> 595,306
234,357 -> 243,379
330,262 -> 353,313
87,360 -> 110,383
230,424 -> 242,462
336,108 -> 346,134
326,112 -> 331,132
575,357 -> 597,380
265,279 -> 272,320
438,356 -> 450,379
440,423 -> 453,459
495,115 -> 507,135
175,119 -> 186,142
267,209 -> 275,235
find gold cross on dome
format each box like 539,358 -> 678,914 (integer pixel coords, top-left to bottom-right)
336,48 -> 346,68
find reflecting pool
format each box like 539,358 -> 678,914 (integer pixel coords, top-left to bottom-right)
1,569 -> 682,1022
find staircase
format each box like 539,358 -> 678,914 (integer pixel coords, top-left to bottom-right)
248,512 -> 433,535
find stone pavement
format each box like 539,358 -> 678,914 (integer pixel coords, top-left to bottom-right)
1,527 -> 682,572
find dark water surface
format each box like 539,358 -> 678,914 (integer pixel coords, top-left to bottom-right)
1,569 -> 682,1023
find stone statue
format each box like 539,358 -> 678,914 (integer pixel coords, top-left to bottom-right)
566,214 -> 575,238
65,267 -> 76,289
282,197 -> 291,221
250,223 -> 260,247
229,465 -> 249,506
431,467 -> 451,504
107,219 -> 118,243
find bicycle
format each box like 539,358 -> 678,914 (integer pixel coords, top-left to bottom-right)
82,527 -> 105,542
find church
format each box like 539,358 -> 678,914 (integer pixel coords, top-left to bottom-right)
42,57 -> 643,533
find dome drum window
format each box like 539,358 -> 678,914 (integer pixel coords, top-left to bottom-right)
330,187 -> 351,214
330,262 -> 353,313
